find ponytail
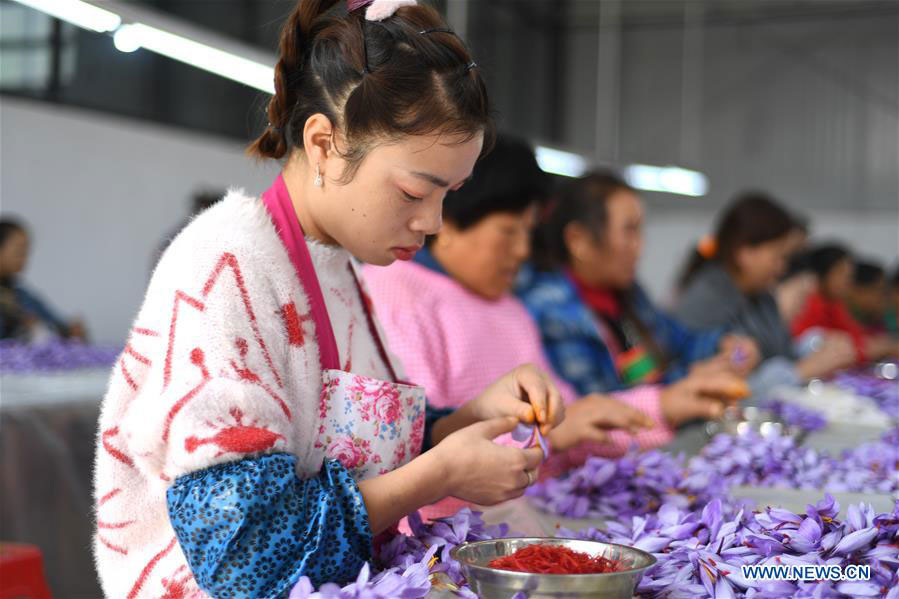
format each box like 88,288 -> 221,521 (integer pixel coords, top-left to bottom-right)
249,0 -> 340,160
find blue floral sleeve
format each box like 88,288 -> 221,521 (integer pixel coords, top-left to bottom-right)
166,453 -> 372,597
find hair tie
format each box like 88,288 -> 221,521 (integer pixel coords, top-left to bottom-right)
349,0 -> 417,21
419,27 -> 456,35
698,235 -> 718,259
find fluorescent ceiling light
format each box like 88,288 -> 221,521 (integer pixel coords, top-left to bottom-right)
14,0 -> 275,93
624,164 -> 708,197
11,0 -> 121,32
535,146 -> 589,178
111,23 -> 275,94
113,24 -> 140,53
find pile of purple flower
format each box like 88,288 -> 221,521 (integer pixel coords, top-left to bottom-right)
529,429 -> 899,522
565,495 -> 899,598
0,339 -> 121,372
287,497 -> 899,599
832,368 -> 899,422
378,508 -> 511,596
288,509 -> 509,599
758,399 -> 827,433
692,430 -> 899,496
288,548 -> 436,599
526,449 -> 720,520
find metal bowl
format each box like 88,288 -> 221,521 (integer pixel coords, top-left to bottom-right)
449,537 -> 656,599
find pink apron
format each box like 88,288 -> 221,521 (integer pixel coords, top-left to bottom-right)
262,175 -> 425,481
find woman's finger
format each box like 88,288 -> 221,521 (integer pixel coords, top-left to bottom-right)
522,446 -> 544,470
545,381 -> 564,433
583,427 -> 610,444
516,366 -> 549,425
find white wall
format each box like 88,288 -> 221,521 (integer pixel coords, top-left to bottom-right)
0,97 -> 895,343
0,97 -> 278,343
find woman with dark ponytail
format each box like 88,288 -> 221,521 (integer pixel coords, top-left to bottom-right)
674,192 -> 858,385
93,2 -> 564,597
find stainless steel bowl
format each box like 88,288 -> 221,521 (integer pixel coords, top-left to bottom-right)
449,537 -> 656,599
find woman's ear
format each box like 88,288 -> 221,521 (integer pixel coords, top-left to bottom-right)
302,113 -> 334,176
564,222 -> 593,263
733,246 -> 750,274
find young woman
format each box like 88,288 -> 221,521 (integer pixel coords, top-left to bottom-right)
0,219 -> 86,341
791,245 -> 898,361
675,193 -> 857,385
517,172 -> 759,396
92,2 -> 563,597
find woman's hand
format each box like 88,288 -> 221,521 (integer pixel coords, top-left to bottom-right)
547,394 -> 654,452
66,319 -> 88,341
359,417 -> 543,531
467,364 -> 565,435
864,334 -> 899,361
429,365 -> 565,447
660,372 -> 750,427
718,334 -> 760,376
436,417 -> 545,505
797,333 -> 857,380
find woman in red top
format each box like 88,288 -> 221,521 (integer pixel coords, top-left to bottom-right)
791,244 -> 898,363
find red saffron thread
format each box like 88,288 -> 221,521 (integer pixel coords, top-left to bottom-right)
487,544 -> 625,574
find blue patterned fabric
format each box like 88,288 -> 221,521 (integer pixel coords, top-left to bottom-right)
516,265 -> 723,396
167,453 -> 372,597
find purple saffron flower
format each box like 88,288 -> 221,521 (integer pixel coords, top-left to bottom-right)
832,527 -> 878,555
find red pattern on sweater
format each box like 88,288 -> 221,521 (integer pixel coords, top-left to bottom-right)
127,537 -> 177,599
161,348 -> 211,442
101,427 -> 135,468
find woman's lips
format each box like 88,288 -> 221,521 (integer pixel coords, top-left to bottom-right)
391,245 -> 422,261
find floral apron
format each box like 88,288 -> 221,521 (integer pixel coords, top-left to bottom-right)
262,175 -> 425,481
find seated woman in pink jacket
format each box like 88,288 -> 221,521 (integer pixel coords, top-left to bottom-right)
363,136 -> 745,520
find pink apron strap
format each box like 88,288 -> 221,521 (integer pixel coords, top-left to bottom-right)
261,175 -> 402,382
261,174 -> 340,372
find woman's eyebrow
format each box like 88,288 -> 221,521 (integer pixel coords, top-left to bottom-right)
409,171 -> 451,188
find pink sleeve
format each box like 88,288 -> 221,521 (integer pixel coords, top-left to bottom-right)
557,385 -> 674,469
376,301 -> 454,409
362,265 -> 457,408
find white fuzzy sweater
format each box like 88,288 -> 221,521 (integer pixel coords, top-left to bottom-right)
93,190 -> 398,599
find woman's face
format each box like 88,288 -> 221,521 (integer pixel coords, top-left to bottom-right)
0,230 -> 29,277
824,258 -> 853,299
734,237 -> 791,292
568,189 -> 644,289
850,278 -> 887,316
316,132 -> 483,266
433,205 -> 538,300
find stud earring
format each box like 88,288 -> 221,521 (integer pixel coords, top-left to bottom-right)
314,164 -> 323,188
